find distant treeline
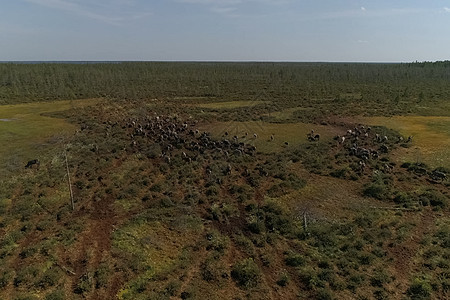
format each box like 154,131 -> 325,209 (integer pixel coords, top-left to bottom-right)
1,61 -> 450,108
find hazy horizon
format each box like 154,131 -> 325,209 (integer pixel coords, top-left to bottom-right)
1,1 -> 450,62
0,60 -> 444,64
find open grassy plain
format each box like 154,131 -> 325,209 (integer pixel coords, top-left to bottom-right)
357,116 -> 450,168
0,62 -> 449,300
0,99 -> 101,176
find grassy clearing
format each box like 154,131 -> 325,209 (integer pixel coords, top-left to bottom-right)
172,96 -> 214,101
358,116 -> 450,167
114,221 -> 201,299
0,98 -> 101,175
198,120 -> 335,153
264,107 -> 313,122
278,171 -> 371,219
193,100 -> 270,110
413,100 -> 450,117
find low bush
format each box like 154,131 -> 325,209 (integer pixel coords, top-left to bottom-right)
419,190 -> 448,208
44,289 -> 65,300
74,273 -> 92,294
330,167 -> 348,179
94,263 -> 110,288
205,230 -> 228,254
231,258 -> 261,288
363,182 -> 390,200
316,288 -> 334,300
200,257 -> 227,282
284,251 -> 306,267
276,270 -> 290,287
0,271 -> 12,289
393,191 -> 415,205
298,266 -> 324,290
37,268 -> 61,288
407,278 -> 432,299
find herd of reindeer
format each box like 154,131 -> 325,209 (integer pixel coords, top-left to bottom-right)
24,114 -> 447,183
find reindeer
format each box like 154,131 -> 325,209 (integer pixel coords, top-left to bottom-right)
359,160 -> 366,173
307,130 -> 320,141
430,170 -> 447,182
225,164 -> 232,175
25,159 -> 40,169
379,145 -> 389,153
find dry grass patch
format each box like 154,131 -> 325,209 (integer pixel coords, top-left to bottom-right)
358,116 -> 450,167
193,100 -> 270,110
198,121 -> 335,153
0,98 -> 101,175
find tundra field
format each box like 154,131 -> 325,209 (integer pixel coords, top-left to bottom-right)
0,62 -> 449,300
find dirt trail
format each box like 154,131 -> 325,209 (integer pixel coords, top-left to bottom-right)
172,248 -> 206,300
68,196 -> 119,299
388,208 -> 435,297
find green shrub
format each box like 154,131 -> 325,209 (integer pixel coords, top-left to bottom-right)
420,190 -> 448,208
14,265 -> 39,287
231,258 -> 261,288
164,280 -> 181,297
373,288 -> 389,300
370,270 -> 391,287
329,276 -> 345,291
401,162 -> 411,168
206,185 -> 219,197
318,260 -> 331,269
19,247 -> 37,259
330,168 -> 348,178
441,278 -> 450,292
74,273 -> 92,294
284,251 -> 305,267
0,271 -> 12,289
94,263 -> 110,288
247,216 -> 265,234
434,227 -> 450,248
234,234 -> 255,256
149,183 -> 162,192
37,268 -> 61,288
309,224 -> 338,248
201,257 -> 226,282
407,278 -> 432,299
287,173 -> 306,189
264,212 -> 292,235
316,288 -> 334,300
393,192 -> 414,205
205,230 -> 228,254
358,253 -> 375,265
349,273 -> 365,286
44,289 -> 65,300
363,183 -> 389,200
276,270 -> 290,287
298,266 -> 324,290
318,269 -> 334,282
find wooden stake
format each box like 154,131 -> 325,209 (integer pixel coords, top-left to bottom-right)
64,151 -> 75,211
303,211 -> 308,232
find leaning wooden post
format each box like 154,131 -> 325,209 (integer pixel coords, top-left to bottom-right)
64,150 -> 75,211
303,211 -> 308,232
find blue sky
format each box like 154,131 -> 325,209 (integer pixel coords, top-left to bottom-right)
1,0 -> 449,61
